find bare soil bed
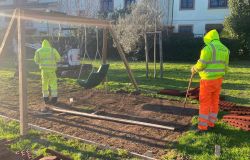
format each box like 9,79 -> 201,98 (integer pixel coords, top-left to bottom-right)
0,79 -> 198,159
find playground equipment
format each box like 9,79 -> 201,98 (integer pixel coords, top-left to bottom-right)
76,25 -> 109,89
81,26 -> 102,61
0,8 -> 139,136
77,64 -> 109,89
94,27 -> 102,60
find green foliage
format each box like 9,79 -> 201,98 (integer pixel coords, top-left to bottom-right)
1,56 -> 250,159
0,118 -> 132,159
163,33 -> 203,61
89,60 -> 250,106
141,32 -> 246,62
224,0 -> 250,57
0,119 -> 19,140
114,0 -> 163,53
176,116 -> 250,160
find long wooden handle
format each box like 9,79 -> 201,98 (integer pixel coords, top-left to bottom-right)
184,73 -> 194,108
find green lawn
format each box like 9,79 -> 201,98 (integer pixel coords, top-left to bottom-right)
0,118 -> 132,160
162,114 -> 250,160
0,56 -> 249,159
100,60 -> 250,106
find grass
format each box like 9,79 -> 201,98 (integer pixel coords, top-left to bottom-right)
169,115 -> 250,160
0,55 -> 250,159
0,118 -> 132,160
97,60 -> 250,106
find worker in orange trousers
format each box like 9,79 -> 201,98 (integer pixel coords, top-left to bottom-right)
191,30 -> 230,132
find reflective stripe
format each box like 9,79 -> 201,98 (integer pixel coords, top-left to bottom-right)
211,61 -> 226,64
198,122 -> 208,127
209,119 -> 216,123
40,64 -> 57,67
199,44 -> 226,67
204,69 -> 225,72
42,91 -> 49,97
40,58 -> 54,61
209,113 -> 218,118
210,43 -> 217,62
50,48 -> 55,61
199,59 -> 208,64
199,114 -> 209,120
199,59 -> 226,65
51,92 -> 58,97
210,43 -> 226,65
37,48 -> 56,62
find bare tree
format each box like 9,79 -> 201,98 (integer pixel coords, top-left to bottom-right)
113,0 -> 163,54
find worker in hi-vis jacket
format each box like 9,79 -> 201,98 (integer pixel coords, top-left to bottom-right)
191,29 -> 230,132
34,39 -> 61,104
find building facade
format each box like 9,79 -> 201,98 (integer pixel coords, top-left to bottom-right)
167,0 -> 230,36
0,0 -> 58,35
0,0 -> 230,36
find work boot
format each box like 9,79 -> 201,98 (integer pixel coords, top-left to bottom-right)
51,97 -> 58,104
43,97 -> 49,104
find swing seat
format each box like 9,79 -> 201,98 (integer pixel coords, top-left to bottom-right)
77,64 -> 110,89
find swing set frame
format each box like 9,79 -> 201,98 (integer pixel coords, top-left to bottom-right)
0,8 -> 139,136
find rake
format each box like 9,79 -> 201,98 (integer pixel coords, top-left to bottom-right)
184,73 -> 195,108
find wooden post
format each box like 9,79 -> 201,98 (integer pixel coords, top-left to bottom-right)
153,33 -> 157,79
17,9 -> 28,136
102,28 -> 108,64
159,32 -> 163,78
144,33 -> 149,79
109,27 -> 139,91
101,28 -> 108,88
0,9 -> 17,56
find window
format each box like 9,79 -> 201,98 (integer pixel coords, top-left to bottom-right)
100,0 -> 114,12
178,25 -> 193,33
209,0 -> 228,8
124,0 -> 135,8
205,24 -> 223,33
180,0 -> 194,9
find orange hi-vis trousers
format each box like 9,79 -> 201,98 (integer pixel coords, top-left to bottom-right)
198,78 -> 223,130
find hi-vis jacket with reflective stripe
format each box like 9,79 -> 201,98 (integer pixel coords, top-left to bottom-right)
194,30 -> 230,80
34,39 -> 61,71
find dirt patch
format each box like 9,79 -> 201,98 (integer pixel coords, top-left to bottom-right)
0,80 -> 198,159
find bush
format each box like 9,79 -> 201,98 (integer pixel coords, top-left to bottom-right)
134,32 -> 246,62
163,33 -> 203,61
224,0 -> 250,58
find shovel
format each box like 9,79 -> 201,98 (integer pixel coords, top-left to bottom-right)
184,73 -> 195,108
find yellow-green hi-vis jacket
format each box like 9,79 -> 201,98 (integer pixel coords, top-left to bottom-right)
34,39 -> 61,71
194,30 -> 230,80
